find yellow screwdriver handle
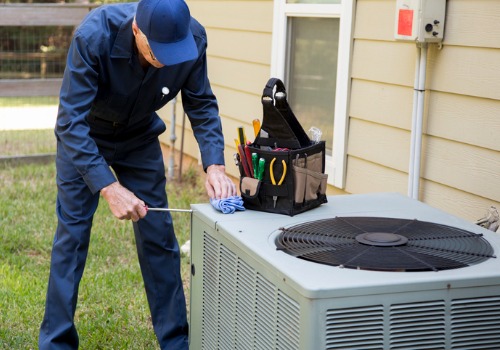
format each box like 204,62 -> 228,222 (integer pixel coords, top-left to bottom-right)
252,119 -> 261,137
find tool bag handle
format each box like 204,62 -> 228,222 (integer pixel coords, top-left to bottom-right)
254,78 -> 311,149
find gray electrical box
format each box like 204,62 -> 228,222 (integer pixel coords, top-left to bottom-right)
394,0 -> 446,43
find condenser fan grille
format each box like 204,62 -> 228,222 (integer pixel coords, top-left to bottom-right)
276,217 -> 496,272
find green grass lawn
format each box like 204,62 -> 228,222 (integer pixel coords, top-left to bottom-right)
0,161 -> 206,349
0,97 -> 58,108
0,129 -> 56,156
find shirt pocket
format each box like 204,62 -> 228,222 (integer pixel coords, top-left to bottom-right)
89,92 -> 130,124
152,85 -> 179,111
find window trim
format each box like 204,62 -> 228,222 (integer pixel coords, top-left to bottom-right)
270,0 -> 355,189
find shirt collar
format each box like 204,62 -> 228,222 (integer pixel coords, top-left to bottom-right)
110,14 -> 135,59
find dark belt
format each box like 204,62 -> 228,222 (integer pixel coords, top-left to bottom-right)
89,116 -> 126,128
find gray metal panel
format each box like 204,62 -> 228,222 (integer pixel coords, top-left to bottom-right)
196,193 -> 500,299
190,193 -> 500,350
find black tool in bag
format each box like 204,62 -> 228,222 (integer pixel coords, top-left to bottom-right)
238,78 -> 328,216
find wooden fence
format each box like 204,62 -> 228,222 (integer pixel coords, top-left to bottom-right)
0,3 -> 98,97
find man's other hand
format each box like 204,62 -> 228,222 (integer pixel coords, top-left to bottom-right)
205,164 -> 237,200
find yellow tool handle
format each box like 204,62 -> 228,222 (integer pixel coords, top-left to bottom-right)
270,158 -> 287,186
252,119 -> 261,137
270,158 -> 276,185
277,160 -> 287,185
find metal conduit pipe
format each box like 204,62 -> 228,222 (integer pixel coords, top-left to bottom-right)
168,97 -> 177,180
408,46 -> 420,197
408,43 -> 428,200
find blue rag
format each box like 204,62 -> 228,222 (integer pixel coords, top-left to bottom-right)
210,196 -> 245,214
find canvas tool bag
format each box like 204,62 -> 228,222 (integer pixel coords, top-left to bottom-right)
238,78 -> 328,216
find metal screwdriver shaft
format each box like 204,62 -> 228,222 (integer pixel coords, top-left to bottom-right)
146,207 -> 193,213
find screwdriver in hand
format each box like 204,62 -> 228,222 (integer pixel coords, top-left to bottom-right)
145,206 -> 193,213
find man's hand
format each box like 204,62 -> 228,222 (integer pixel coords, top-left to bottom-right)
100,182 -> 147,222
205,164 -> 237,199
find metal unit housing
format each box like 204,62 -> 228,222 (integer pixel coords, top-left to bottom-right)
189,193 -> 500,350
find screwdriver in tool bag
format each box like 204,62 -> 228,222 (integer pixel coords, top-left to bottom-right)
252,153 -> 258,178
257,158 -> 265,180
252,118 -> 261,137
238,144 -> 252,177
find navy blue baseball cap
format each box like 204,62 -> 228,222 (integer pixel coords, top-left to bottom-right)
136,0 -> 198,66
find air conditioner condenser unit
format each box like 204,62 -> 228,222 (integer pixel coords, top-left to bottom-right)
189,193 -> 500,350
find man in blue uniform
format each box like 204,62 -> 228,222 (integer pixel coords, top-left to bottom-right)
39,0 -> 236,348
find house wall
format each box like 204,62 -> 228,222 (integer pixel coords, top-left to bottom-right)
349,0 -> 500,221
160,0 -> 499,222
159,0 -> 274,178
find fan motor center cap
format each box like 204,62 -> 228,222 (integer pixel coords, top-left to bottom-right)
355,232 -> 409,247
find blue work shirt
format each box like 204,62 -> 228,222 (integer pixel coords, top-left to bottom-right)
56,3 -> 225,194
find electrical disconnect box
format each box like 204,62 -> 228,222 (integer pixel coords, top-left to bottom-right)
394,0 -> 446,43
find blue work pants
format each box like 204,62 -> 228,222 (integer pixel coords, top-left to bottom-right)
39,137 -> 189,349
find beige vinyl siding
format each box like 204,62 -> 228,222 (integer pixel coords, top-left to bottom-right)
349,0 -> 500,222
346,157 -> 408,194
346,157 -> 497,221
350,80 -> 413,130
444,0 -> 500,49
159,0 -> 273,178
427,45 -> 500,100
426,92 -> 500,151
159,0 -> 499,222
348,119 -> 409,173
422,137 -> 499,200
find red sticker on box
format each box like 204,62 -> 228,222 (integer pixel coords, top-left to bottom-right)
397,9 -> 413,36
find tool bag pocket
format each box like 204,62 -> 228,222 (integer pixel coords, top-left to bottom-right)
293,155 -> 329,204
240,146 -> 294,215
238,77 -> 328,216
240,176 -> 262,208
